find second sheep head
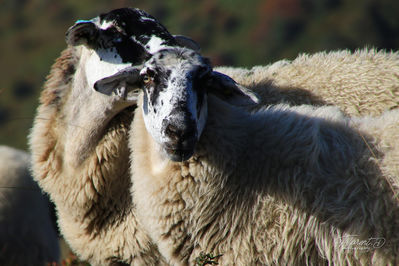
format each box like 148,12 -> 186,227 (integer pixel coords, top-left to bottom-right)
66,7 -> 201,99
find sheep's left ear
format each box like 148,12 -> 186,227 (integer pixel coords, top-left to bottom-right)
66,20 -> 99,47
173,35 -> 201,51
208,71 -> 259,106
94,67 -> 141,103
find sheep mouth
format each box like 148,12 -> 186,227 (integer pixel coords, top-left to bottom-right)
164,147 -> 194,162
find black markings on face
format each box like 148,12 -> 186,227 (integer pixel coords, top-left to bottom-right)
169,100 -> 189,117
163,106 -> 197,143
137,35 -> 150,44
143,90 -> 149,115
142,48 -> 213,133
99,8 -> 173,42
113,36 -> 149,64
95,8 -> 179,64
146,68 -> 168,107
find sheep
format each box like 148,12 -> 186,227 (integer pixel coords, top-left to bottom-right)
28,7 -> 195,265
0,145 -> 59,265
30,6 -> 399,265
216,48 -> 399,116
94,46 -> 399,265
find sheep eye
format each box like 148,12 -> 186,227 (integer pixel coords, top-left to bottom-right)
142,68 -> 156,84
143,74 -> 151,84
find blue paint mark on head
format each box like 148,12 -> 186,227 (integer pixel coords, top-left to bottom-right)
75,19 -> 92,24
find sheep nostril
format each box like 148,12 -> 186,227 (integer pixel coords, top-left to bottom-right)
165,124 -> 181,142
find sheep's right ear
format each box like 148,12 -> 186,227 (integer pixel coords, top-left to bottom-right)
208,71 -> 259,106
174,35 -> 201,51
94,67 -> 141,103
66,20 -> 99,47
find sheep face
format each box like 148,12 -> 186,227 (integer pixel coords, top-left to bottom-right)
136,49 -> 259,162
139,48 -> 212,161
95,47 -> 259,162
66,8 -> 164,92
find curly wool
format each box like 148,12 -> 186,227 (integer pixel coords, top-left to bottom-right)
29,47 -> 165,265
30,46 -> 399,265
217,48 -> 399,116
130,93 -> 399,265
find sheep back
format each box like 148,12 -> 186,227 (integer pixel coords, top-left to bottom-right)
216,49 -> 399,116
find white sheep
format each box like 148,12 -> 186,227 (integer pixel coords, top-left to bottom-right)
30,7 -> 201,265
95,47 -> 399,265
30,7 -> 399,265
216,48 -> 399,116
28,7 -> 178,265
0,145 -> 59,265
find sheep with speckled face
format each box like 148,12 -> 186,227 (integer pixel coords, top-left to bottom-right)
96,46 -> 399,265
31,6 -> 399,265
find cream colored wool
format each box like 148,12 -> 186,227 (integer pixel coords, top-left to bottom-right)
217,49 -> 399,116
30,47 -> 399,265
0,145 -> 59,265
131,93 -> 399,265
29,47 -> 166,265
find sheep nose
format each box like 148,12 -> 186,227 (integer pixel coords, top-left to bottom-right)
165,124 -> 182,142
162,120 -> 198,162
163,122 -> 196,148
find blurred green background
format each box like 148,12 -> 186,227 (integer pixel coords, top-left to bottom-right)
1,0 -> 399,151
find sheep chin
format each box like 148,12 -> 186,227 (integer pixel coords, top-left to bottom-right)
163,146 -> 195,162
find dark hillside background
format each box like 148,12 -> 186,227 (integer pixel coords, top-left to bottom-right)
1,0 -> 399,150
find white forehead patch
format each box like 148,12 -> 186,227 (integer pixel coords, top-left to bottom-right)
84,47 -> 131,90
146,35 -> 168,54
99,19 -> 114,30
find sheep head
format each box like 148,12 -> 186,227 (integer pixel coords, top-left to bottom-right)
95,47 -> 259,162
65,7 -> 200,99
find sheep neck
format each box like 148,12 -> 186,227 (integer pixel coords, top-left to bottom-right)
61,46 -> 135,167
30,47 -> 142,259
130,94 -> 264,263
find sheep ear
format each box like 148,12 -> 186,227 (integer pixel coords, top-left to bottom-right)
173,35 -> 201,51
94,67 -> 141,103
66,20 -> 99,47
208,71 -> 259,106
